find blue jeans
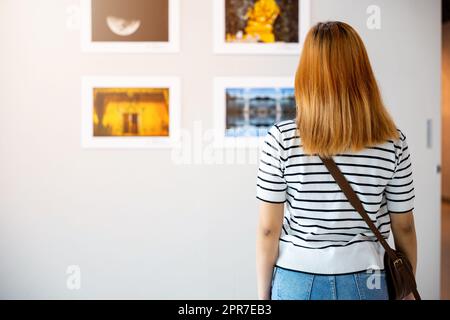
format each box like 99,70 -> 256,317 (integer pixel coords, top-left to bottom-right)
271,266 -> 389,300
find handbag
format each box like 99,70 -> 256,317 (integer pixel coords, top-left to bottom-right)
320,157 -> 421,300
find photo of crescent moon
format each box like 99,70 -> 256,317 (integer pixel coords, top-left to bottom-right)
106,16 -> 141,37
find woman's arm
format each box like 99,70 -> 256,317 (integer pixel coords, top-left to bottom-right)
256,202 -> 284,300
390,211 -> 418,300
389,211 -> 417,274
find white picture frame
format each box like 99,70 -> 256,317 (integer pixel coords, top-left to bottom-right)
214,77 -> 295,149
81,76 -> 181,148
81,0 -> 180,53
213,0 -> 311,55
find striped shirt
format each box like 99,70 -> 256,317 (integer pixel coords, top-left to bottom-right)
256,120 -> 415,274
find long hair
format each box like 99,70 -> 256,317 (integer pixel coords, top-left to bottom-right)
295,21 -> 398,157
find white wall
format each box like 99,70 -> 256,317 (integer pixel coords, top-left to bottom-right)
0,0 -> 441,299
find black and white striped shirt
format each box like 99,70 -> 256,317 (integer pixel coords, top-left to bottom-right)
256,120 -> 415,274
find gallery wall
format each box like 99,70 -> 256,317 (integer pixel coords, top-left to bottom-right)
0,0 -> 442,299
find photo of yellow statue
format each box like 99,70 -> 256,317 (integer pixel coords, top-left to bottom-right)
244,0 -> 280,43
225,0 -> 299,44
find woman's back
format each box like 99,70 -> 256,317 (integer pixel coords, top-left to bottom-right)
255,21 -> 418,300
257,120 -> 414,274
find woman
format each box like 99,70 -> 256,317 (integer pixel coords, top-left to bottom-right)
256,21 -> 417,300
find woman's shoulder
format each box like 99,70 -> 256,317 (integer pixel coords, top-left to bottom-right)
266,120 -> 300,152
362,128 -> 409,167
385,128 -> 408,153
266,120 -> 299,149
273,120 -> 297,132
269,120 -> 298,138
390,128 -> 407,144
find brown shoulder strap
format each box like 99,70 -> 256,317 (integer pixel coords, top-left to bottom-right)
320,157 -> 397,259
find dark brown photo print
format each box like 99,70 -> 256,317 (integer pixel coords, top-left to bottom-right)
91,0 -> 169,42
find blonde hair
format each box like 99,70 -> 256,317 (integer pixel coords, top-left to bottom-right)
295,21 -> 398,157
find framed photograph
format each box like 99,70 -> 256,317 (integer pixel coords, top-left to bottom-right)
81,0 -> 180,53
213,0 -> 311,55
81,76 -> 181,148
214,77 -> 296,148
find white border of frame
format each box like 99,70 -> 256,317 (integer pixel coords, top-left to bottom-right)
81,76 -> 181,148
81,0 -> 180,53
213,0 -> 311,55
214,77 -> 295,149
